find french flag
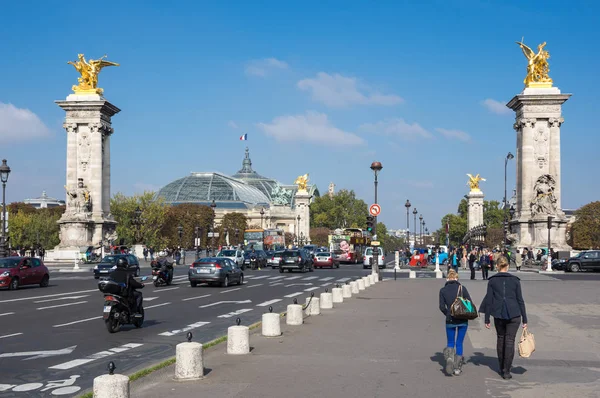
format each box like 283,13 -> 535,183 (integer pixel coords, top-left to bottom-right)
239,134 -> 248,141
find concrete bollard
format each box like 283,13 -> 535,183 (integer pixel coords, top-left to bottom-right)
93,362 -> 129,398
332,287 -> 344,303
436,270 -> 443,279
363,276 -> 371,288
320,291 -> 333,309
286,302 -> 303,325
350,281 -> 359,294
175,332 -> 204,380
342,284 -> 352,298
409,270 -> 416,279
357,279 -> 366,290
305,296 -> 321,316
227,318 -> 250,355
262,307 -> 281,337
370,274 -> 378,284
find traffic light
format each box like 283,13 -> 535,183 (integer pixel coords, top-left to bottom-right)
366,215 -> 374,233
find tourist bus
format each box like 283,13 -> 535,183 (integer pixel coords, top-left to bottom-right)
244,228 -> 286,251
328,228 -> 370,264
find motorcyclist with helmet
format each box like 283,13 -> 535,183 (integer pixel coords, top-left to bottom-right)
110,257 -> 144,315
155,251 -> 174,284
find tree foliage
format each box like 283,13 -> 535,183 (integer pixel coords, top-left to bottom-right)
310,189 -> 369,230
161,203 -> 214,249
6,203 -> 63,249
218,212 -> 248,246
111,192 -> 169,249
569,201 -> 600,249
437,198 -> 506,246
310,227 -> 330,247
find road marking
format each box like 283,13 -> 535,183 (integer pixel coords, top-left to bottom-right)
268,276 -> 285,281
285,276 -> 301,280
0,345 -> 77,360
220,288 -> 241,294
302,276 -> 319,280
0,289 -> 97,304
36,301 -> 88,311
270,283 -> 283,286
158,321 -> 211,337
0,312 -> 15,317
337,277 -> 350,282
217,308 -> 253,318
53,316 -> 102,328
285,283 -> 313,287
0,333 -> 23,339
246,284 -> 263,288
144,297 -> 159,301
319,277 -> 334,281
152,287 -> 179,292
49,343 -> 143,370
249,275 -> 269,280
145,302 -> 171,309
304,287 -> 320,292
200,300 -> 252,308
34,295 -> 90,303
257,299 -> 282,307
320,283 -> 331,287
284,292 -> 303,298
182,294 -> 211,302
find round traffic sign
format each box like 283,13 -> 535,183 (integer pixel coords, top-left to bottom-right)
369,204 -> 381,217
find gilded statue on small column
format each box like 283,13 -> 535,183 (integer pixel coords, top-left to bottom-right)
67,54 -> 119,94
516,39 -> 553,88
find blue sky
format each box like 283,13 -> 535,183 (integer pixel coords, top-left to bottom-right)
1,1 -> 598,231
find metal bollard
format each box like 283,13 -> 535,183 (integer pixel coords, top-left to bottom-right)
175,332 -> 204,380
93,362 -> 129,398
287,299 -> 303,325
320,288 -> 333,309
350,281 -> 359,294
332,285 -> 343,303
262,306 -> 281,337
227,318 -> 250,355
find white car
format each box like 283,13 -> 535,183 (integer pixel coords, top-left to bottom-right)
217,249 -> 245,269
363,247 -> 385,269
267,251 -> 285,268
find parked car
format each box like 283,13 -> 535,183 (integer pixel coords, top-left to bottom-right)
565,250 -> 600,272
314,252 -> 339,269
279,249 -> 314,273
363,247 -> 385,269
268,251 -> 285,268
189,257 -> 244,287
243,250 -> 268,269
93,254 -> 140,279
217,249 -> 245,269
0,257 -> 50,290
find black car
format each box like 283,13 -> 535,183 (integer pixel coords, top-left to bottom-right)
93,254 -> 140,279
243,250 -> 268,268
279,249 -> 314,273
565,250 -> 600,272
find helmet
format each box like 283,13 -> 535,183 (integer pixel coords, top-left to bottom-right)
116,257 -> 128,269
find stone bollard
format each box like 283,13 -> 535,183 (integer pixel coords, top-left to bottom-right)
262,306 -> 281,337
342,283 -> 352,298
93,362 -> 129,398
227,318 -> 250,355
435,270 -> 443,279
409,270 -> 416,279
286,300 -> 303,325
320,289 -> 333,309
350,281 -> 359,294
175,332 -> 204,380
363,276 -> 371,288
370,274 -> 377,284
332,286 -> 344,303
305,294 -> 321,316
357,279 -> 366,290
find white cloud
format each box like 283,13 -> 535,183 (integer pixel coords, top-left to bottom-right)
297,72 -> 403,108
359,118 -> 432,140
435,128 -> 471,142
0,103 -> 51,142
482,98 -> 511,115
257,111 -> 364,146
245,58 -> 289,77
227,120 -> 239,129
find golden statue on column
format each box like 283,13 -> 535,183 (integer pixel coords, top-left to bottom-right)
68,54 -> 119,94
516,40 -> 553,88
466,174 -> 486,192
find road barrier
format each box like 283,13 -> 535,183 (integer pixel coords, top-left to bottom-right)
227,318 -> 250,355
175,332 -> 204,380
357,279 -> 366,291
370,274 -> 377,284
350,281 -> 359,294
363,276 -> 371,288
436,270 -> 443,278
409,271 -> 416,279
305,295 -> 320,316
93,362 -> 129,398
286,300 -> 303,325
332,286 -> 344,303
262,306 -> 282,337
342,283 -> 352,298
319,289 -> 333,309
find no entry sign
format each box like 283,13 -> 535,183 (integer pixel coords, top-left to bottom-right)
369,204 -> 381,217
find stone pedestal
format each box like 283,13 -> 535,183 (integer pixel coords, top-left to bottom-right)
47,94 -> 120,261
507,87 -> 571,251
294,190 -> 312,242
467,190 -> 484,230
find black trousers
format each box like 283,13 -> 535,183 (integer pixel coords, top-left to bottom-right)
494,316 -> 521,373
481,266 -> 489,280
132,291 -> 143,313
469,265 -> 475,280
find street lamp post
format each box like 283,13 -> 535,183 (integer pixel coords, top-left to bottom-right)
405,200 -> 411,247
0,159 -> 11,258
210,199 -> 217,254
260,208 -> 265,229
296,215 -> 301,246
504,152 -> 514,248
419,214 -> 423,245
133,206 -> 142,245
370,161 -> 383,280
547,216 -> 553,272
412,208 -> 417,247
235,228 -> 240,248
177,225 -> 184,265
425,227 -> 429,245
194,226 -> 200,259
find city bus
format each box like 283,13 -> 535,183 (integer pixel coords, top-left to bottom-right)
328,228 -> 370,264
244,228 -> 286,251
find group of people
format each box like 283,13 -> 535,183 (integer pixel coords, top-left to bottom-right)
439,255 -> 528,379
8,247 -> 45,260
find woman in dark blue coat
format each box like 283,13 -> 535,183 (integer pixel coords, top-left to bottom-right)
481,255 -> 528,379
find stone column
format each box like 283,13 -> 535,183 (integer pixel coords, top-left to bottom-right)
467,190 -> 484,230
294,191 -> 312,242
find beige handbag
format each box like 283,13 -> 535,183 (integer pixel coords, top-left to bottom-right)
518,328 -> 535,358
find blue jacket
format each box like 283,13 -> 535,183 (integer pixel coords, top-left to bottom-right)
439,281 -> 473,324
480,272 -> 528,324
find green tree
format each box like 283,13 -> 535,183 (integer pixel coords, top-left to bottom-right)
438,213 -> 467,246
161,203 -> 214,249
310,189 -> 369,230
483,200 -> 504,228
569,201 -> 600,249
110,192 -> 168,249
310,227 -> 330,247
219,212 -> 248,246
6,204 -> 63,249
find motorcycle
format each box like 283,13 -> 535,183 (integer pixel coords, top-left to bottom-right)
250,256 -> 258,270
151,266 -> 173,287
98,276 -> 147,333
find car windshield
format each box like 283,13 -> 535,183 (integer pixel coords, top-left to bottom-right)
282,251 -> 300,258
194,258 -> 225,266
365,248 -> 382,256
244,251 -> 258,258
316,252 -> 330,257
101,256 -> 121,264
274,251 -> 284,257
218,250 -> 236,256
0,258 -> 20,268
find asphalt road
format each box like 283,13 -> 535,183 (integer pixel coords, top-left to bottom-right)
0,261 -> 378,397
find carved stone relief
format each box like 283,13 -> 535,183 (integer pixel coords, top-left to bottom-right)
533,127 -> 548,169
530,174 -> 558,216
78,132 -> 92,171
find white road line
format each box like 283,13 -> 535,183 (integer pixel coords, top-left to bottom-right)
302,276 -> 319,280
268,276 -> 285,281
246,284 -> 263,288
200,299 -> 252,308
220,288 -> 241,294
0,333 -> 23,339
145,302 -> 171,309
319,277 -> 334,281
257,299 -> 282,307
158,321 -> 210,337
0,312 -> 15,317
337,277 -> 350,282
37,301 -> 88,311
320,283 -> 331,287
144,297 -> 159,302
217,308 -> 253,318
53,316 -> 102,328
249,275 -> 269,280
285,276 -> 301,280
0,289 -> 97,304
152,287 -> 179,292
270,283 -> 283,286
34,295 -> 90,303
182,294 -> 211,302
284,292 -> 303,298
304,287 -> 320,292
49,343 -> 143,370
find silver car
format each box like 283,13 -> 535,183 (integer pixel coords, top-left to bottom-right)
268,251 -> 285,268
216,249 -> 245,269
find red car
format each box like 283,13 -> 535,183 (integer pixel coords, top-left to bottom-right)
0,257 -> 50,290
314,252 -> 339,269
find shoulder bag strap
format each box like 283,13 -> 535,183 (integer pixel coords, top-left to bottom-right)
456,284 -> 463,299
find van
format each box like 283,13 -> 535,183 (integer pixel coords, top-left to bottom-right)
363,247 -> 385,269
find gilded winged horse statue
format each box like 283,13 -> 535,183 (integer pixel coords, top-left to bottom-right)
68,54 -> 119,94
466,174 -> 486,192
516,40 -> 553,88
294,174 -> 309,191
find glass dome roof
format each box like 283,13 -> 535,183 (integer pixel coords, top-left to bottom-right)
231,147 -> 279,201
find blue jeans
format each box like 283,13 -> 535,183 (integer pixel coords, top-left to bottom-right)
446,323 -> 468,356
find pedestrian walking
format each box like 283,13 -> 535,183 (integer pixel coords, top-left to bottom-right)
515,249 -> 522,271
468,250 -> 476,280
480,256 -> 528,379
439,269 -> 473,376
481,250 -> 490,280
143,247 -> 148,262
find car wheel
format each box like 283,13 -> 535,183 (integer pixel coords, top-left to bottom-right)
9,277 -> 19,290
190,281 -> 197,287
40,275 -> 50,288
238,274 -> 244,285
222,276 -> 229,287
570,263 -> 581,272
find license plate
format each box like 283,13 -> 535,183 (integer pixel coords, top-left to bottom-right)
103,306 -> 111,313
153,275 -> 158,280
100,270 -> 109,273
285,259 -> 295,263
196,269 -> 210,273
